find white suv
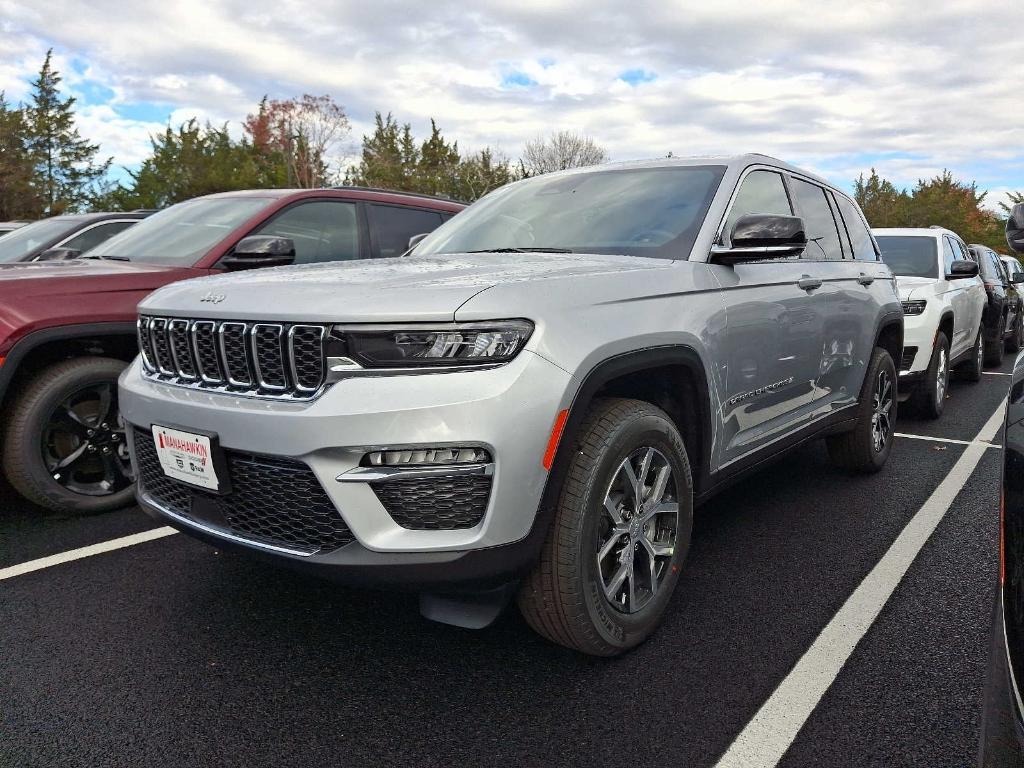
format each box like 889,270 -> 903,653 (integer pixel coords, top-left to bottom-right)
874,227 -> 986,418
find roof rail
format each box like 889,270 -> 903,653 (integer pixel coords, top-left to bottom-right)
330,185 -> 458,203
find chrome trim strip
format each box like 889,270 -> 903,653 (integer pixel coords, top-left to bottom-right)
336,462 -> 494,483
219,322 -> 252,387
251,323 -> 288,391
139,490 -> 320,557
192,320 -> 224,384
149,318 -> 175,375
137,317 -> 154,371
288,324 -> 326,392
167,319 -> 198,380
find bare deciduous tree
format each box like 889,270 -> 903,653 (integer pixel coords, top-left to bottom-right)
522,130 -> 609,176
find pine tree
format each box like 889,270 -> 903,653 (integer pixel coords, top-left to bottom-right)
0,92 -> 42,219
26,49 -> 111,214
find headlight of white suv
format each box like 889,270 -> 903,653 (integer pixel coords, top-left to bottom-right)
328,320 -> 534,370
901,300 -> 927,316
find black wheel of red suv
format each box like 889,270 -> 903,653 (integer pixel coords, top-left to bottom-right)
517,398 -> 693,656
2,357 -> 135,513
826,347 -> 896,473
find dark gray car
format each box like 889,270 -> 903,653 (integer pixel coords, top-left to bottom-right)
0,211 -> 150,263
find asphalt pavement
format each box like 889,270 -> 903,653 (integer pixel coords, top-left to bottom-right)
0,358 -> 1013,768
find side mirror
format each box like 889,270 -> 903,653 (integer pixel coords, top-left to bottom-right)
947,259 -> 979,279
407,233 -> 429,250
1008,203 -> 1024,254
711,214 -> 807,265
219,236 -> 295,271
36,247 -> 82,261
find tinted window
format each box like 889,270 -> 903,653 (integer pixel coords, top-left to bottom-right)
875,236 -> 939,278
254,201 -> 359,264
942,237 -> 958,274
988,251 -> 1005,282
61,220 -> 137,253
414,165 -> 727,261
835,196 -> 877,261
0,217 -> 82,262
368,205 -> 443,258
87,197 -> 270,265
723,170 -> 792,240
791,178 -> 843,260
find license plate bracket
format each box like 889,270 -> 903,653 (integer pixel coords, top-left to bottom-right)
151,424 -> 232,495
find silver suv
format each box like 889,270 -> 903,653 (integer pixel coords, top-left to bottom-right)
120,155 -> 902,656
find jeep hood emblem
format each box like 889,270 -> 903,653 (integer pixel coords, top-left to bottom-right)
200,292 -> 226,304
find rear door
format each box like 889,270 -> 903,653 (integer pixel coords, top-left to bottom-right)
710,167 -> 830,465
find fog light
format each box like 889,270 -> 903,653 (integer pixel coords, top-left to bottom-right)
365,447 -> 491,467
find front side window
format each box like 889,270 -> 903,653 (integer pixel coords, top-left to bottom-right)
790,178 -> 843,260
414,165 -> 727,261
253,201 -> 359,264
989,251 -> 1006,282
61,221 -> 137,254
875,236 -> 939,279
368,205 -> 443,258
723,170 -> 792,241
942,237 -> 958,274
835,196 -> 877,261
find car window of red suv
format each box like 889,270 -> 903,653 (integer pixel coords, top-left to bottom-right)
251,201 -> 360,264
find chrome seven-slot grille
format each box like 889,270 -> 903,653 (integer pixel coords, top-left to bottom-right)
138,315 -> 327,399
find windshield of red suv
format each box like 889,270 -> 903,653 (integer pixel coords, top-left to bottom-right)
0,217 -> 84,263
875,235 -> 939,279
413,165 -> 726,260
85,197 -> 272,265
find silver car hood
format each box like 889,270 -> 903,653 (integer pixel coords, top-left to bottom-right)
138,252 -> 675,322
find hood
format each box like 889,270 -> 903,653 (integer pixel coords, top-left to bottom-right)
0,259 -> 189,298
894,275 -> 933,302
140,252 -> 674,323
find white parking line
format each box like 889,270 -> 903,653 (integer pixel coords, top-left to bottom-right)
714,400 -> 1005,768
0,527 -> 178,582
895,432 -> 999,448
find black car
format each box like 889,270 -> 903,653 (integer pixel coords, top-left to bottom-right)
980,202 -> 1024,767
0,211 -> 151,263
971,243 -> 1024,365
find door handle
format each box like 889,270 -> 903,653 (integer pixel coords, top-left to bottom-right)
857,272 -> 874,286
798,276 -> 823,291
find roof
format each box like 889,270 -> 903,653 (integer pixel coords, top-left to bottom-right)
200,187 -> 464,210
872,227 -> 962,239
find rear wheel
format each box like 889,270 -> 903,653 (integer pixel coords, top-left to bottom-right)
518,398 -> 693,656
1007,314 -> 1023,354
2,357 -> 134,513
826,347 -> 896,472
910,333 -> 949,419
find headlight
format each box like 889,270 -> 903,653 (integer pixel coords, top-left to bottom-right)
329,320 -> 534,370
901,300 -> 927,316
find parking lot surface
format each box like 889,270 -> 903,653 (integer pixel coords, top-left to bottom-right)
0,360 -> 1012,768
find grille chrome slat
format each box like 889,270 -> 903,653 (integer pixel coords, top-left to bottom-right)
140,315 -> 327,400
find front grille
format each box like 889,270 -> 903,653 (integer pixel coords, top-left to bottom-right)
900,346 -> 918,371
371,474 -> 492,530
132,428 -> 354,554
138,315 -> 327,400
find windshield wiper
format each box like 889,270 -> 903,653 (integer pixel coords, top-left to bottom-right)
82,254 -> 130,261
465,247 -> 573,254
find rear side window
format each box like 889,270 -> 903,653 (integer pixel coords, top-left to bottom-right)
723,170 -> 792,242
368,205 -> 444,258
61,220 -> 136,253
253,201 -> 360,264
790,178 -> 843,260
834,196 -> 877,261
988,251 -> 1005,281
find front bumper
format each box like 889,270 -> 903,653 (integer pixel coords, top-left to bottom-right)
898,312 -> 933,378
119,351 -> 575,586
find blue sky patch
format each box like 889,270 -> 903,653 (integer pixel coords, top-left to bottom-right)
619,68 -> 656,86
501,70 -> 538,88
115,102 -> 172,123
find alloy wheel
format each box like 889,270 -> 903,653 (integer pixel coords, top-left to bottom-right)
870,368 -> 894,453
41,381 -> 132,496
597,447 -> 679,614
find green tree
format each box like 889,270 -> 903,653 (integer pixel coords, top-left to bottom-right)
853,168 -> 910,228
907,170 -> 1004,249
1000,192 -> 1024,217
0,92 -> 41,219
25,49 -> 110,214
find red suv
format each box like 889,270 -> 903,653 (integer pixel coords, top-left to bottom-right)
0,187 -> 464,513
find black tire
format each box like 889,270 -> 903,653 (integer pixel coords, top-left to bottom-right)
826,347 -> 896,473
517,398 -> 693,656
1007,314 -> 1023,354
1,357 -> 134,514
909,333 -> 949,420
987,317 -> 1007,366
961,327 -> 985,383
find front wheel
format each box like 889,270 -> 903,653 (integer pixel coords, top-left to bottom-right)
1007,314 -> 1023,354
960,328 -> 985,383
517,398 -> 693,656
986,317 -> 1006,366
910,333 -> 949,419
1,357 -> 134,513
826,347 -> 896,473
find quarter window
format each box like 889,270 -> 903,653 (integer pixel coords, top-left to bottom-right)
791,178 -> 843,260
253,201 -> 359,264
367,205 -> 445,258
60,220 -> 137,253
834,196 -> 877,261
723,170 -> 792,242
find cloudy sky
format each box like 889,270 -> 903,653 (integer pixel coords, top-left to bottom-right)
0,0 -> 1020,207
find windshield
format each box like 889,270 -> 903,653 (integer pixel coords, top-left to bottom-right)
875,236 -> 939,278
0,218 -> 82,263
413,165 -> 727,260
86,197 -> 272,265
